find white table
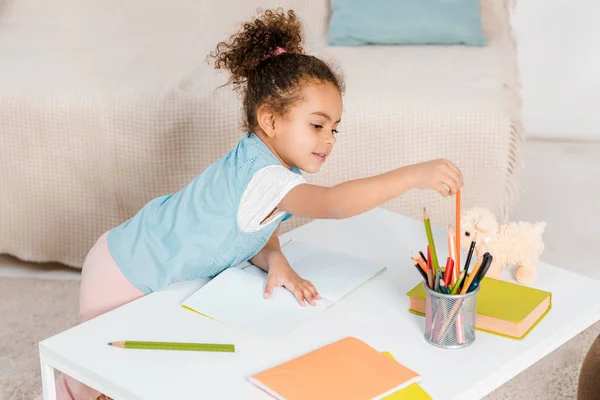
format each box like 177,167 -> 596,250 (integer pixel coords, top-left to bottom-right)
39,208 -> 600,400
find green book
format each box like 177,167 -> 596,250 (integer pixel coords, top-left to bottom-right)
406,277 -> 552,339
382,352 -> 432,399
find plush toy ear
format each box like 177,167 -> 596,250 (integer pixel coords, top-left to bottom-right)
475,217 -> 496,233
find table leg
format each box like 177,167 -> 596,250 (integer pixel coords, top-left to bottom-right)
40,353 -> 57,400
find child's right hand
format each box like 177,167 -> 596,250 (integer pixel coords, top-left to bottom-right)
409,159 -> 463,197
264,257 -> 321,307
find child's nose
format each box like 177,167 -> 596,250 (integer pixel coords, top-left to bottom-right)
324,131 -> 336,145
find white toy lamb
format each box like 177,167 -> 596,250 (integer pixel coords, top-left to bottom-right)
458,207 -> 547,285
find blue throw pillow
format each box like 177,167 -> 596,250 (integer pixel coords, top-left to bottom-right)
328,0 -> 486,46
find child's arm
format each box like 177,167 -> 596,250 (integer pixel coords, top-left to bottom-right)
248,226 -> 283,272
249,227 -> 320,306
278,159 -> 462,219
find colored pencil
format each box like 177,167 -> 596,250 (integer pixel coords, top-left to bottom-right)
448,224 -> 456,262
108,341 -> 235,352
423,208 -> 440,277
455,189 -> 461,279
437,300 -> 463,342
463,238 -> 477,274
427,246 -> 432,274
467,280 -> 480,293
414,263 -> 428,284
458,238 -> 477,293
413,255 -> 429,274
451,271 -> 466,295
439,280 -> 449,294
460,259 -> 484,294
426,292 -> 433,336
467,254 -> 492,293
426,268 -> 433,289
414,253 -> 434,289
456,310 -> 466,344
448,225 -> 458,285
443,257 -> 454,287
419,251 -> 427,263
428,307 -> 438,341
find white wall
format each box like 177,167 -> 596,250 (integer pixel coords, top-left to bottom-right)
512,1 -> 600,140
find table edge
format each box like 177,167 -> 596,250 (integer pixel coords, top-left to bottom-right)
454,303 -> 600,399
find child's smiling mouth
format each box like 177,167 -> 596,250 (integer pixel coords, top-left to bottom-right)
312,152 -> 329,163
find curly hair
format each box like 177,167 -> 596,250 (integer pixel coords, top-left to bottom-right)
207,8 -> 344,132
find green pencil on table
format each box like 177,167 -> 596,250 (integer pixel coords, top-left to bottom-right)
108,341 -> 235,352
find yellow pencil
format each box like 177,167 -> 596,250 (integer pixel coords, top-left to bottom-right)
460,261 -> 482,294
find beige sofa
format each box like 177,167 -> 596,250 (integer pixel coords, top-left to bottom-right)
0,0 -> 523,268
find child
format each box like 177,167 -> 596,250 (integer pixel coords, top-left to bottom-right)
49,8 -> 463,400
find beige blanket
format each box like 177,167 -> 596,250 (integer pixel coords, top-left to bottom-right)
0,0 -> 522,267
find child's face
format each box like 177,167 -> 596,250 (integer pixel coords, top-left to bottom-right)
272,81 -> 343,173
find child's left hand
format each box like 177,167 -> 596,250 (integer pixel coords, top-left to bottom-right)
264,259 -> 321,307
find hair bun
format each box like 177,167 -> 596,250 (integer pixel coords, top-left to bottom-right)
208,8 -> 304,89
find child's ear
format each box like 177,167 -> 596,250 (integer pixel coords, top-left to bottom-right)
257,104 -> 276,138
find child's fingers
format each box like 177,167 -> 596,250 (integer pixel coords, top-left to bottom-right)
302,285 -> 317,306
445,160 -> 463,185
441,172 -> 459,194
264,276 -> 278,299
305,281 -> 321,300
436,182 -> 451,197
289,284 -> 306,307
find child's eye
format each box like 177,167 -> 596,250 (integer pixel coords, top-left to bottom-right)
312,124 -> 338,135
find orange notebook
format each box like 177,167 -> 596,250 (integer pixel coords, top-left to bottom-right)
249,337 -> 420,400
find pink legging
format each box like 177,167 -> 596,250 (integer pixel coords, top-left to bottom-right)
40,231 -> 144,400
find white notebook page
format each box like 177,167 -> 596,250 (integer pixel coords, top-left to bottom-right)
183,268 -> 331,339
182,241 -> 386,338
275,241 -> 386,302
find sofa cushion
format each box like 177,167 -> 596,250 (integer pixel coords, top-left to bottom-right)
328,0 -> 486,47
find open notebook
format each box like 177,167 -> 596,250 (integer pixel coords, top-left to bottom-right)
182,240 -> 386,338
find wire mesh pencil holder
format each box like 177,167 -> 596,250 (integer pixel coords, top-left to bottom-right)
424,282 -> 480,349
